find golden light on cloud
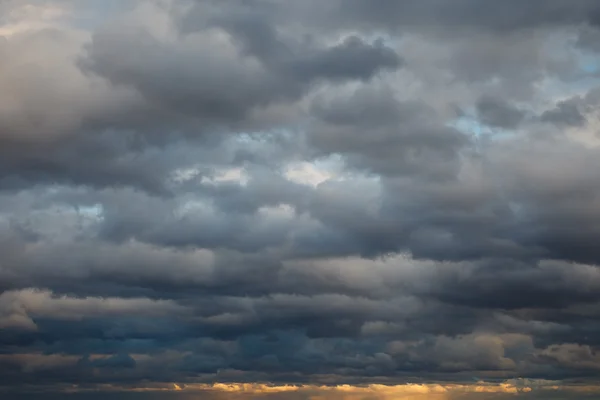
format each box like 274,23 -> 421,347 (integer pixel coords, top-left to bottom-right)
75,381 -> 595,399
61,380 -> 600,400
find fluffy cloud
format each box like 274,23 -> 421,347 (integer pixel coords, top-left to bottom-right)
3,0 -> 600,398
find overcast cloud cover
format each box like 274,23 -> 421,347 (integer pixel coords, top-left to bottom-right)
4,0 -> 600,399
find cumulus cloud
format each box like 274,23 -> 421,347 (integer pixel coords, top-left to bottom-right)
0,289 -> 188,331
3,0 -> 600,398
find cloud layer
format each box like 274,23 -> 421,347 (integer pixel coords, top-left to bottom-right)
3,1 -> 600,398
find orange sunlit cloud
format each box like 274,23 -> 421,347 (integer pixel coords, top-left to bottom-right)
55,381 -> 600,400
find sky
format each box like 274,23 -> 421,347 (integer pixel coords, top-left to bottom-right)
4,1 -> 600,399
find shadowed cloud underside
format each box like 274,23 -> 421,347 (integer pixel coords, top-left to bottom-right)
4,1 -> 600,399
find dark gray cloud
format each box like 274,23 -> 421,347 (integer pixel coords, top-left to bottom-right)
540,99 -> 587,127
82,9 -> 401,127
307,85 -> 468,179
476,95 -> 526,129
313,0 -> 600,33
538,87 -> 600,128
3,0 -> 600,398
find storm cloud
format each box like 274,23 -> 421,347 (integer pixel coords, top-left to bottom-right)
3,1 -> 600,399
